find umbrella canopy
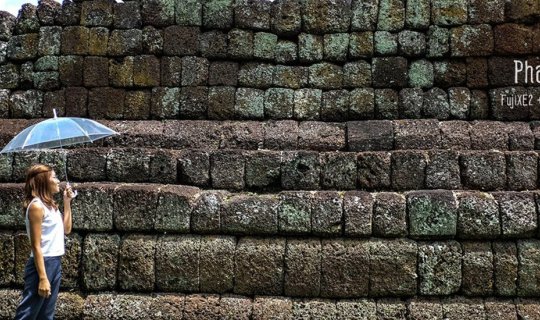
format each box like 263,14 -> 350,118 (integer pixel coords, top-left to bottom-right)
0,113 -> 118,153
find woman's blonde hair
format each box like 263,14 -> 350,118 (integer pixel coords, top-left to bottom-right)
23,164 -> 58,211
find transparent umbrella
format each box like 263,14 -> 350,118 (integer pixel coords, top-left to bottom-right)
1,109 -> 119,192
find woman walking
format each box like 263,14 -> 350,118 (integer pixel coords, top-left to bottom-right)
14,164 -> 75,320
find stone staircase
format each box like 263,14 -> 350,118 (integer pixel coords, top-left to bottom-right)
1,0 -> 540,319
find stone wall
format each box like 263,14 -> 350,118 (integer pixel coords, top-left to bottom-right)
1,0 -> 540,318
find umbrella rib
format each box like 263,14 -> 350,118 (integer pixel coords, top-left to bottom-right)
21,124 -> 37,150
70,120 -> 93,142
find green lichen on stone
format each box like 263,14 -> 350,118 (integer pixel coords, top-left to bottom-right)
406,0 -> 430,28
152,87 -> 180,118
254,32 -> 278,60
349,32 -> 373,58
351,0 -> 379,31
235,87 -> 265,119
38,26 -> 61,56
349,88 -> 374,119
432,0 -> 468,26
228,28 -> 253,59
308,62 -> 343,89
408,191 -> 458,237
448,87 -> 470,119
298,33 -> 323,63
343,61 -> 371,87
88,27 -> 109,56
323,33 -> 349,61
294,88 -> 322,120
35,56 -> 58,71
109,56 -> 134,87
427,26 -> 449,57
264,87 -> 295,119
238,63 -> 274,88
203,0 -> 233,28
175,0 -> 202,26
418,241 -> 462,295
0,152 -> 12,180
374,31 -> 398,55
408,59 -> 433,88
398,30 -> 425,56
275,40 -> 297,64
33,71 -> 59,90
377,0 -> 405,31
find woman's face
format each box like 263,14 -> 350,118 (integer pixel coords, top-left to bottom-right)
48,171 -> 60,194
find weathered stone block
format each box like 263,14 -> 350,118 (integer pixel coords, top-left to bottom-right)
408,190 -> 458,237
494,23 -> 533,55
439,121 -> 472,151
252,297 -> 293,320
518,240 -> 540,296
133,55 -> 160,87
405,0 -> 430,28
140,0 -> 175,26
427,25 -> 449,57
320,239 -> 369,297
375,31 -> 398,55
434,61 -> 466,88
245,151 -> 281,189
155,235 -> 200,292
343,191 -> 372,236
294,88 -> 321,120
303,0 -> 351,33
372,57 -> 408,87
347,120 -> 393,151
377,0 -> 405,31
343,61 -> 371,88
308,62 -> 343,90
494,192 -> 537,238
349,31 -> 373,58
113,184 -> 158,231
399,30 -> 425,56
207,86 -> 234,119
118,235 -> 156,291
177,150 -> 210,187
191,191 -> 227,234
107,29 -> 142,56
253,32 -> 277,60
493,241 -> 518,296
323,33 -> 348,62
298,33 -> 323,63
264,88 -> 294,119
210,150 -> 245,190
38,26 -> 61,56
357,152 -> 391,189
320,152 -> 356,189
469,0 -> 504,23
460,151 -> 506,191
418,241 -> 462,295
470,90 -> 489,119
451,24 -> 494,56
423,87 -> 449,119
271,0 -> 302,35
0,232 -> 14,286
208,61 -> 238,86
281,151 -> 320,190
264,120 -> 299,150
60,26 -> 88,55
466,57 -> 488,88
88,87 -> 124,119
163,26 -> 199,56
409,299 -> 443,320
373,192 -> 407,237
462,242 -> 494,295
391,151 -> 427,190
113,1 -> 141,29
469,121 -> 508,150
199,236 -> 235,293
426,150 -> 461,189
67,148 -> 107,181
228,28 -> 253,59
203,0 -> 233,29
409,59 -> 433,88
273,65 -> 308,89
179,86 -> 208,119
181,56 -> 208,86
71,183 -> 114,231
220,121 -> 264,149
484,299 -> 517,320
235,87 -> 264,119
235,237 -> 285,295
432,0 -> 468,26
0,64 -> 19,89
311,191 -> 343,236
142,25 -> 163,54
278,191 -> 311,235
457,192 -> 500,239
321,90 -> 349,121
394,119 -> 439,149
109,56 -> 133,87
82,233 -> 120,291
275,40 -> 297,64
238,63 -> 274,88
441,298 -> 486,320
506,152 -> 537,191
155,185 -> 198,232
351,0 -> 379,31
83,57 -> 108,88
370,239 -> 417,296
80,0 -> 113,26
222,194 -> 278,235
200,30 -> 227,58
285,239 -> 321,297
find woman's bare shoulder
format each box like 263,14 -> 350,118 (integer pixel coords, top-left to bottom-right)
28,201 -> 45,220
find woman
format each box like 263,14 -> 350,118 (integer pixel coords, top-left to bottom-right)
15,164 -> 75,320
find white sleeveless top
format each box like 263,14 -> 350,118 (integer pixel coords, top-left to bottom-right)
25,198 -> 65,257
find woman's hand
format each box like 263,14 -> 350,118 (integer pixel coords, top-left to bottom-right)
63,184 -> 76,203
38,278 -> 51,298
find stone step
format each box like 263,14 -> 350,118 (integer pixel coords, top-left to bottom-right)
2,232 -> 540,298
1,147 -> 539,192
1,290 -> 537,320
0,183 -> 538,239
1,119 -> 539,152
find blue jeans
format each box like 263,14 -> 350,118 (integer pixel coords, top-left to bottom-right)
14,256 -> 62,320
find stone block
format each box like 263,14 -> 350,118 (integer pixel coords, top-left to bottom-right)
451,24 -> 494,56
418,241 -> 462,295
220,121 -> 264,150
427,25 -> 450,57
199,236 -> 235,293
234,0 -> 271,30
155,235 -> 200,292
207,86 -> 235,120
298,33 -> 323,63
123,90 -> 151,119
373,192 -> 407,237
494,192 -> 537,238
462,242 -> 494,295
405,0 -> 430,28
113,1 -> 141,29
408,299 -> 443,320
432,0 -> 467,26
349,31 -> 373,58
203,0 -> 233,29
253,32 -> 277,60
423,87 -> 449,119
377,0 -> 405,31
517,299 -> 540,320
133,55 -> 160,87
0,64 -> 19,89
391,151 -> 427,190
210,150 -> 245,190
219,295 -> 252,320
83,57 -> 108,87
200,30 -> 227,58
439,121 -> 471,150
107,29 -> 142,56
113,184 -> 159,231
281,151 -> 320,190
278,191 -> 312,235
320,239 -> 369,297
140,0 -> 174,26
264,88 -> 294,119
518,240 -> 540,296
208,61 -> 238,86
336,299 -> 376,319
245,151 -> 281,189
457,192 -> 500,239
493,242 -> 518,296
71,183 -> 114,231
181,56 -> 208,86
357,151 -> 391,189
494,24 -> 533,55
67,148 -> 107,182
507,123 -> 534,150
320,152 -> 356,189
398,30 -> 425,56
343,61 -> 371,88
58,56 -> 84,87
82,233 -> 120,291
506,152 -> 537,191
284,239 -> 321,297
470,90 -> 489,119
321,90 -> 349,121
163,26 -> 199,56
80,0 -> 113,26
408,190 -> 458,238
175,0 -> 202,26
235,87 -> 265,119
375,31 -> 398,55
177,150 -> 210,187
408,59 -> 434,88
351,0 -> 379,31
466,57 -> 488,88
426,150 -> 461,189
271,0 -> 302,35
275,40 -> 297,64
308,62 -> 343,90
38,26 -> 61,56
323,33 -> 348,62
441,298 -> 486,320
469,121 -> 508,150
394,119 -> 439,149
460,151 -> 506,191
9,90 -> 43,119
303,0 -> 351,33
0,232 -> 14,286
343,191 -> 373,236
298,122 -> 345,151
118,235 -> 156,291
228,28 -> 253,59
109,56 -> 133,87
252,297 -> 293,320
179,86 -> 208,119
222,194 -> 279,235
234,237 -> 285,295
55,292 -> 85,319
155,185 -> 198,232
60,26 -> 88,55
88,87 -> 124,119
273,65 -> 308,89
434,60 -> 466,87
491,87 -> 530,121
238,63 -> 274,89
372,57 -> 408,87
469,0 -> 504,23
293,88 -> 321,120
192,191 -> 228,234
484,299 -> 517,320
263,120 -> 299,150
311,191 -> 343,236
370,239 -> 417,296
162,120 -> 220,149
399,88 -> 423,118
347,120 -> 393,151
142,26 -> 163,54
